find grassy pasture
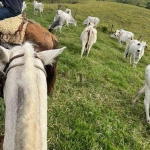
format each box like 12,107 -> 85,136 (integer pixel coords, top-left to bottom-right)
1,1 -> 150,149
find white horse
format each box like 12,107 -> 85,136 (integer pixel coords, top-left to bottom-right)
1,42 -> 65,150
33,0 -> 44,16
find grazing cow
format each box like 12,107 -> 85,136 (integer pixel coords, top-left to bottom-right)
0,42 -> 65,150
110,29 -> 134,47
22,1 -> 27,12
48,14 -> 65,35
33,0 -> 44,16
83,16 -> 100,27
80,22 -> 97,58
54,9 -> 76,26
124,40 -> 147,67
132,65 -> 150,124
49,9 -> 76,35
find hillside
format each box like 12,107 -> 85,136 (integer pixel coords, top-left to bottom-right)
1,1 -> 150,149
107,0 -> 149,7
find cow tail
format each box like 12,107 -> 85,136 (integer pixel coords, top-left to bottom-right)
87,26 -> 93,50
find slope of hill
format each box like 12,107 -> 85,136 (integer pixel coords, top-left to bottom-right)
107,0 -> 149,7
1,1 -> 150,149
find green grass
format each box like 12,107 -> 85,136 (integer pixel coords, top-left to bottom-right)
1,1 -> 150,149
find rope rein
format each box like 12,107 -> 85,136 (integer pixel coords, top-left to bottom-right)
4,53 -> 46,77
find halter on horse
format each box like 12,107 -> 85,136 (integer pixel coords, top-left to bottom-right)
0,14 -> 59,96
0,42 -> 64,150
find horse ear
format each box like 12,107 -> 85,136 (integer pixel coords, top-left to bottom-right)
37,47 -> 66,65
0,46 -> 10,63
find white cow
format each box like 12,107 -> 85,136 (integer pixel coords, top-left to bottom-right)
48,14 -> 66,35
110,29 -> 134,47
54,9 -> 76,27
22,1 -> 27,12
0,2 -> 3,8
83,16 -> 100,27
49,9 -> 76,35
124,40 -> 147,67
33,0 -> 44,16
132,65 -> 150,124
80,22 -> 97,58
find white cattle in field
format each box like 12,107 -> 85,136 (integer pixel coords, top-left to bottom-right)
50,9 -> 76,35
33,0 -> 44,16
80,22 -> 97,58
54,9 -> 76,27
22,1 -> 27,12
132,65 -> 150,124
83,16 -> 100,27
48,14 -> 66,35
124,40 -> 147,67
110,29 -> 134,47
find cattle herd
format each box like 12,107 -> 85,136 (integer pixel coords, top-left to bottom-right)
21,0 -> 150,124
1,1 -> 150,124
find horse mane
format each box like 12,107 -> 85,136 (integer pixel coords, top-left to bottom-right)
24,22 -> 59,94
15,43 -> 41,149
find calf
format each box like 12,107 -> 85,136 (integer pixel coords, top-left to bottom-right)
124,40 -> 147,67
80,22 -> 97,58
132,65 -> 150,124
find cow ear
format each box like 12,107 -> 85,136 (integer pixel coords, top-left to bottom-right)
145,45 -> 148,49
0,46 -> 10,63
37,47 -> 66,65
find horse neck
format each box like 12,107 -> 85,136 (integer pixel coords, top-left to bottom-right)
15,48 -> 42,150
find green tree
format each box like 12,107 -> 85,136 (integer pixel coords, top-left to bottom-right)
146,1 -> 150,9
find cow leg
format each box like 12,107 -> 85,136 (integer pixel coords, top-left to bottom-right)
59,27 -> 62,35
118,40 -> 122,47
86,43 -> 93,57
133,57 -> 138,67
81,43 -> 86,58
144,88 -> 150,124
132,86 -> 145,105
129,55 -> 132,64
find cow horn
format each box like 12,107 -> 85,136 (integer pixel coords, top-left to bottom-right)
74,9 -> 78,19
137,35 -> 142,41
110,24 -> 114,34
